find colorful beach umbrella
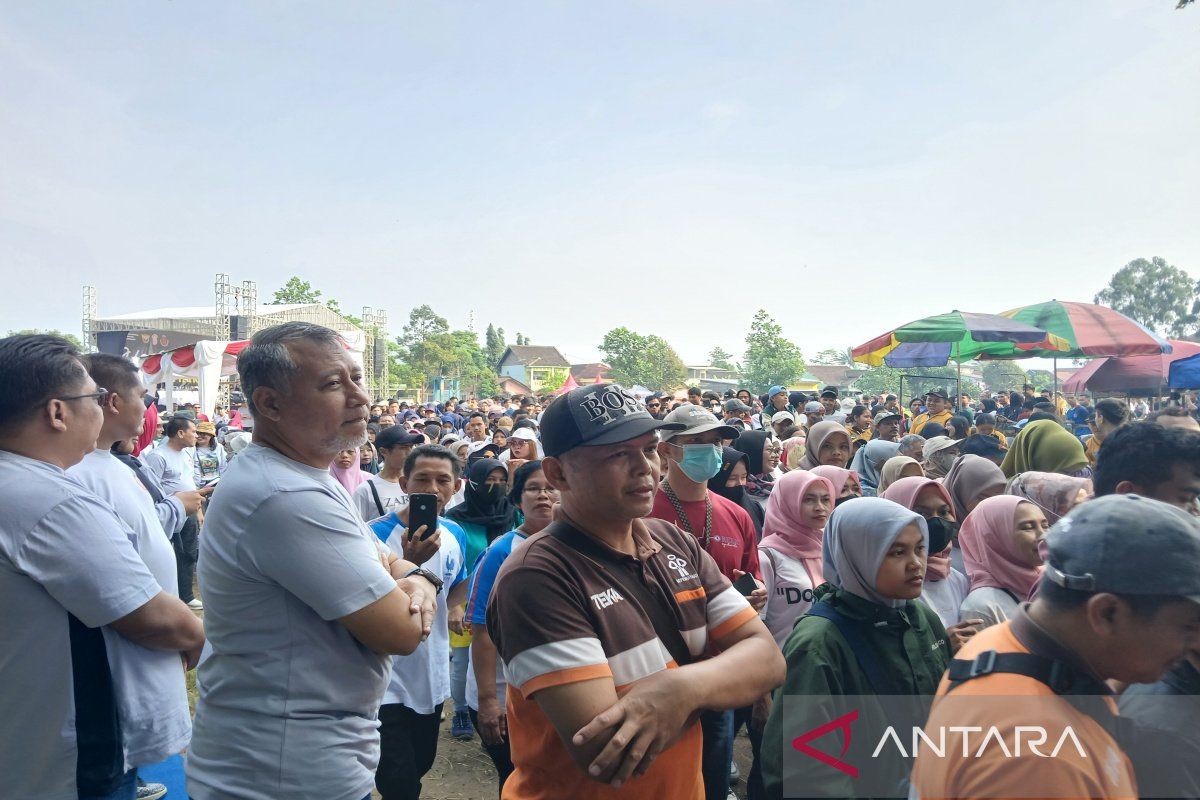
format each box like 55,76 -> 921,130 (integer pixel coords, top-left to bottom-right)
851,310 -> 1056,368
993,301 -> 1172,359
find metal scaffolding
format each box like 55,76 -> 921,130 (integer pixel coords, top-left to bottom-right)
82,285 -> 97,352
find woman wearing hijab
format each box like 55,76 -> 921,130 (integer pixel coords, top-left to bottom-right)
1000,419 -> 1090,479
759,471 -> 837,647
1006,472 -> 1093,524
921,436 -> 960,480
957,495 -> 1049,628
878,456 -> 923,494
708,446 -> 765,535
810,465 -> 861,505
445,458 -> 520,558
881,477 -> 974,634
943,454 -> 1007,521
358,441 -> 380,474
796,421 -> 853,471
782,434 -> 808,471
733,430 -> 782,518
848,439 -> 900,497
761,498 -> 950,799
329,448 -> 368,494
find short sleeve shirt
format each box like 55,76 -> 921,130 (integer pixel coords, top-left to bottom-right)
352,474 -> 409,522
69,450 -> 191,768
464,529 -> 527,709
139,442 -> 196,493
381,521 -> 465,713
488,517 -> 757,800
0,450 -> 161,800
650,488 -> 761,581
186,444 -> 399,800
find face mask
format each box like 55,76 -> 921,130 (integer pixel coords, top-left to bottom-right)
675,443 -> 723,483
835,493 -> 856,507
716,484 -> 745,506
924,516 -> 959,554
473,483 -> 506,507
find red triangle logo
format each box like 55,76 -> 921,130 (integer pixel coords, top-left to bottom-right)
791,709 -> 859,778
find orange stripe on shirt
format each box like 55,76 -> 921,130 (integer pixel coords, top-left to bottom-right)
709,606 -> 759,640
674,587 -> 706,603
520,663 -> 612,697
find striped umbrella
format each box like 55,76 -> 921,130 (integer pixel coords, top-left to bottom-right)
993,300 -> 1171,359
851,310 -> 1058,368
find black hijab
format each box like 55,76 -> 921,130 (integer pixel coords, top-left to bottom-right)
734,430 -> 770,476
707,447 -> 749,503
445,458 -> 519,542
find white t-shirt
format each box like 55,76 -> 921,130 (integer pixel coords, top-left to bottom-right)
352,474 -> 409,522
758,545 -> 818,649
68,449 -> 191,767
382,524 -> 465,714
959,585 -> 1021,629
186,444 -> 398,800
140,441 -> 197,493
0,450 -> 161,800
918,569 -> 970,629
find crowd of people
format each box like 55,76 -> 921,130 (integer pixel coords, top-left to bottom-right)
4,323 -> 1200,800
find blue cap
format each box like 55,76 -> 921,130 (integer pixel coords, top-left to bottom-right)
768,385 -> 787,398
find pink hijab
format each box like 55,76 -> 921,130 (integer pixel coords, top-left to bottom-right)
761,470 -> 836,587
810,465 -> 859,498
958,495 -> 1043,598
881,477 -> 955,581
329,448 -> 368,494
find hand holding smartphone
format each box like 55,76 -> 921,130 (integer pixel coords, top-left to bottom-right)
407,493 -> 439,541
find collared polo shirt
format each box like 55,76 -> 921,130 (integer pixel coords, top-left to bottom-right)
488,517 -> 757,800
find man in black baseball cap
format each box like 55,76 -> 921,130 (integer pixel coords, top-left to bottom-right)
912,387 -> 952,435
487,385 -> 782,796
819,387 -> 840,416
914,494 -> 1200,799
352,426 -> 425,520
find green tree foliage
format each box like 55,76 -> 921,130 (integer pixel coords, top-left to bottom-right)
270,276 -> 357,320
741,310 -> 806,394
707,346 -> 736,371
538,368 -> 569,393
485,324 -> 507,367
980,362 -> 1029,393
813,347 -> 854,366
514,332 -> 530,346
599,327 -> 688,390
1095,257 -> 1196,338
1026,369 -> 1056,391
392,306 -> 499,399
7,328 -> 85,350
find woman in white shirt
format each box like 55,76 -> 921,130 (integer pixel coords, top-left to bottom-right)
758,470 -> 836,648
957,495 -> 1049,628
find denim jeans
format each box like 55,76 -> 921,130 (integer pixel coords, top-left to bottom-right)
450,644 -> 470,709
78,769 -> 135,800
700,708 -> 734,800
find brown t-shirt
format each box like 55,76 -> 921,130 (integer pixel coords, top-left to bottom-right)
488,516 -> 757,800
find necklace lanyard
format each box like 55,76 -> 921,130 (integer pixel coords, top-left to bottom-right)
661,479 -> 713,550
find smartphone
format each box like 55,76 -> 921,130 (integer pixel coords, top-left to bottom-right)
407,493 -> 439,541
733,571 -> 758,597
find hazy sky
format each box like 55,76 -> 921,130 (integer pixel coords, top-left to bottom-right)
2,2 -> 1198,365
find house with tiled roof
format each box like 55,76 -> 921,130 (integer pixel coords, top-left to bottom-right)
498,345 -> 571,393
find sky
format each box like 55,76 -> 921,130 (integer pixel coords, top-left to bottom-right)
2,2 -> 1198,366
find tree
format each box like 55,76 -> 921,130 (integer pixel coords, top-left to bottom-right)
812,348 -> 854,366
1026,369 -> 1056,391
7,328 -> 85,350
741,310 -> 806,394
514,332 -> 530,346
980,362 -> 1029,393
707,346 -> 736,371
270,275 -> 358,321
599,327 -> 688,390
538,368 -> 569,393
485,324 -> 507,367
1095,257 -> 1196,338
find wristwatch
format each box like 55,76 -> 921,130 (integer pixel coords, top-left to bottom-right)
402,567 -> 444,595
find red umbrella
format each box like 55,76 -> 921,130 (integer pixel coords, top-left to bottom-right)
1062,340 -> 1200,395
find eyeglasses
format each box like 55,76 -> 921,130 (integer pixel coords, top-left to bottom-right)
523,485 -> 559,496
55,388 -> 110,406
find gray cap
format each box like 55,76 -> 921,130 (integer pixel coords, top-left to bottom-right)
769,411 -> 796,426
723,398 -> 752,415
874,411 -> 902,425
1044,494 -> 1200,603
804,401 -> 823,413
660,403 -> 740,442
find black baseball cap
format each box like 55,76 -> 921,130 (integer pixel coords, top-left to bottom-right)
820,387 -> 839,399
1044,494 -> 1200,603
925,388 -> 950,400
540,383 -> 685,457
377,427 -> 425,449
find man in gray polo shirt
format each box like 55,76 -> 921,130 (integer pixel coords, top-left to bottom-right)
0,334 -> 205,800
186,322 -> 439,800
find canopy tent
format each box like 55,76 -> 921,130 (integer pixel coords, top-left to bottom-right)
1169,353 -> 1200,390
1062,341 -> 1200,396
139,331 -> 365,419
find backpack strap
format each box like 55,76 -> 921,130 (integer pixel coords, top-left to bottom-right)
806,601 -> 897,695
368,479 -> 385,519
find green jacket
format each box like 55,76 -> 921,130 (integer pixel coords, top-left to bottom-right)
762,586 -> 950,800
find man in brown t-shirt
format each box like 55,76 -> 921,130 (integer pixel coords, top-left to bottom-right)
488,383 -> 784,799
